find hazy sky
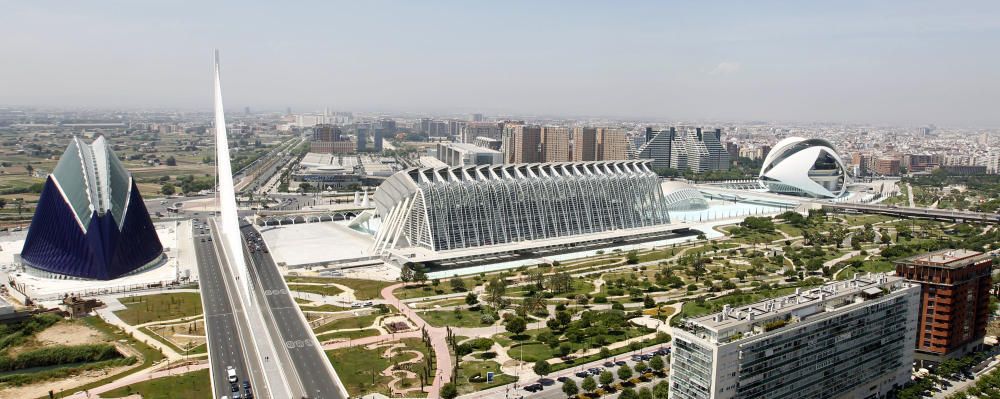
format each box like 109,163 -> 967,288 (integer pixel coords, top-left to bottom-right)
2,1 -> 999,126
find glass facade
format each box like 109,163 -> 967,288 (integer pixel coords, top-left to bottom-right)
373,161 -> 671,252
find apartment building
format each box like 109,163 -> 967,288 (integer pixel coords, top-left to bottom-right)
895,249 -> 992,366
670,274 -> 919,399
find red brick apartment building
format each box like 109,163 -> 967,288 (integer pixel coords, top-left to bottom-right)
895,249 -> 993,366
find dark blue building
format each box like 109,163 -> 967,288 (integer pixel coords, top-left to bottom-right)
20,137 -> 163,280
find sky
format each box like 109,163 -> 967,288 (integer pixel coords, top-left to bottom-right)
1,1 -> 999,126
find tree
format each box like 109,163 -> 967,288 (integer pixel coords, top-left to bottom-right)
617,364 -> 633,380
643,295 -> 656,309
505,316 -> 527,336
450,277 -> 467,292
639,387 -> 653,399
161,183 -> 176,196
633,361 -> 647,374
400,265 -> 415,283
619,388 -> 638,399
626,250 -> 640,265
14,198 -> 24,216
562,379 -> 579,397
165,156 -> 177,166
599,370 -> 614,386
533,360 -> 551,377
652,381 -> 670,399
649,355 -> 664,371
440,382 -> 458,399
486,278 -> 508,309
581,376 -> 597,394
0,198 -> 6,209
558,342 -> 572,357
464,292 -> 478,307
599,347 -> 611,359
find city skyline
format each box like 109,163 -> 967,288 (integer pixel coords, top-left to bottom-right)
1,1 -> 999,126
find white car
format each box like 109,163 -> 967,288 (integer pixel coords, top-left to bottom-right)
227,366 -> 238,383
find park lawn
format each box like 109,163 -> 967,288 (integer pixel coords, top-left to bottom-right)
115,292 -> 203,325
316,328 -> 381,341
679,286 -> 802,320
299,303 -> 350,312
775,223 -> 804,238
285,276 -> 392,300
326,338 -> 431,397
329,278 -> 394,300
418,309 -> 492,328
138,326 -> 207,356
456,360 -> 517,395
509,342 -> 554,363
509,279 -> 594,298
394,277 -> 480,300
835,260 -> 896,280
102,368 -> 211,399
287,284 -> 344,297
842,214 -> 897,226
313,313 -> 380,334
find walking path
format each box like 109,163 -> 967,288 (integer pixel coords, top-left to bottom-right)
382,283 -> 454,399
63,361 -> 210,399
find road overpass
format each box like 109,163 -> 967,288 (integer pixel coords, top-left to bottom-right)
821,202 -> 1000,223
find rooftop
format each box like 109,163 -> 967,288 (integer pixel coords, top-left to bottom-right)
681,273 -> 916,345
439,142 -> 501,154
898,248 -> 988,268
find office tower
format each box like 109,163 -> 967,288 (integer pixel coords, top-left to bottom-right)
895,249 -> 992,366
670,275 -> 919,399
502,124 -> 542,163
541,127 -> 571,162
470,113 -> 484,122
373,129 -> 384,152
356,124 -> 369,153
244,106 -> 250,115
435,142 -> 502,166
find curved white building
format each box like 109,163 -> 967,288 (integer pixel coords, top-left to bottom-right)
759,137 -> 848,198
661,181 -> 709,211
371,161 -> 673,254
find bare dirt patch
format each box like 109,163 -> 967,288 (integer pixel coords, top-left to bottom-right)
35,322 -> 107,347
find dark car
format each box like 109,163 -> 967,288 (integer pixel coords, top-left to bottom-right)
244,388 -> 253,399
231,383 -> 239,392
615,360 -> 627,367
603,361 -> 615,368
575,371 -> 590,378
557,376 -> 570,383
243,381 -> 251,389
524,383 -> 543,392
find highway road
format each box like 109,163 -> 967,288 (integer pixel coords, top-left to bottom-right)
194,220 -> 266,399
241,223 -> 346,399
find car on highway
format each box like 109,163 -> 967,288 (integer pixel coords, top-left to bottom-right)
227,366 -> 238,383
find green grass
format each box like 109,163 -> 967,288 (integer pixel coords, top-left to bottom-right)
286,277 -> 393,300
327,338 -> 431,397
298,304 -> 350,312
456,360 -> 517,394
317,329 -> 381,341
508,342 -> 553,363
102,368 -> 211,399
394,277 -> 480,300
313,313 -> 380,334
835,260 -> 896,280
841,214 -> 897,226
115,293 -> 203,325
138,326 -> 207,356
418,310 -> 492,328
287,284 -> 344,297
775,223 -> 804,237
